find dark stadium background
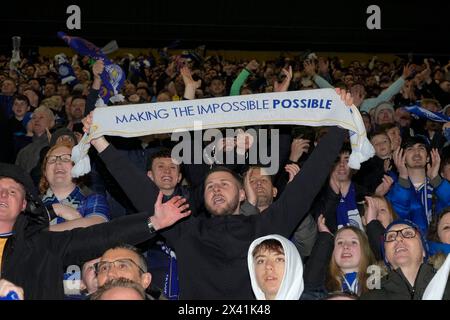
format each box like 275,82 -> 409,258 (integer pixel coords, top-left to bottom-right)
1,0 -> 449,56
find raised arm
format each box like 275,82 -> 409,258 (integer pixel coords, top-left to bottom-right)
304,60 -> 334,89
230,60 -> 258,96
359,64 -> 413,113
82,114 -> 160,213
256,89 -> 351,237
47,194 -> 190,266
85,60 -> 104,115
181,66 -> 201,100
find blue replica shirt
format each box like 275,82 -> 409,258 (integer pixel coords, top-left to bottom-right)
42,186 -> 110,224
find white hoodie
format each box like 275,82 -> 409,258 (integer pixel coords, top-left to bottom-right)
247,234 -> 304,300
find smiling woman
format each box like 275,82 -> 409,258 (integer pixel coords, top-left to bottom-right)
38,141 -> 110,232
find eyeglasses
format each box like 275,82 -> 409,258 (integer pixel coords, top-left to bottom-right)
384,227 -> 417,242
46,154 -> 72,164
94,259 -> 146,275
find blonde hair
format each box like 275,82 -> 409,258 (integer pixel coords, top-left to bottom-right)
33,105 -> 56,124
326,226 -> 376,295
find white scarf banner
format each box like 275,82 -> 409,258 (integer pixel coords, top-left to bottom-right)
71,88 -> 375,177
422,253 -> 450,300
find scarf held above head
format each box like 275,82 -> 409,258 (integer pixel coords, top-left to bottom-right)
71,89 -> 375,177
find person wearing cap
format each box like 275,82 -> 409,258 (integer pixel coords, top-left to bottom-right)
0,162 -> 190,299
387,136 -> 450,234
373,102 -> 395,127
247,234 -> 303,300
360,219 -> 450,300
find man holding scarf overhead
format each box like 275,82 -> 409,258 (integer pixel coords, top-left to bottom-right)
81,88 -> 366,299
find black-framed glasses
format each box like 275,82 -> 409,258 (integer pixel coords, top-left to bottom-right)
384,227 -> 417,242
94,258 -> 146,275
46,154 -> 72,164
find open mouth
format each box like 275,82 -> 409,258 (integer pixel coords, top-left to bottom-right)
341,253 -> 353,259
212,195 -> 225,205
0,202 -> 8,208
394,246 -> 408,254
161,176 -> 173,182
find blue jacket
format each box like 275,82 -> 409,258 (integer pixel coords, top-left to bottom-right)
387,176 -> 450,234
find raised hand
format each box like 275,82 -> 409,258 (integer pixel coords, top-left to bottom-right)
364,196 -> 378,224
92,60 -> 105,79
335,88 -> 354,107
235,129 -> 255,155
420,59 -> 432,82
375,175 -> 394,196
285,163 -> 300,183
392,147 -> 408,179
246,60 -> 259,73
350,84 -> 365,107
244,168 -> 257,206
151,192 -> 191,230
289,138 -> 310,162
402,63 -> 415,79
274,66 -> 293,92
181,66 -> 202,100
82,112 -> 109,152
427,148 -> 441,180
317,214 -> 332,235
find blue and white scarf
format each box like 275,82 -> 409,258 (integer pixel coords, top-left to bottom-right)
336,183 -> 364,231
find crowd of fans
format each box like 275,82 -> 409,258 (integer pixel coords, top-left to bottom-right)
0,47 -> 450,300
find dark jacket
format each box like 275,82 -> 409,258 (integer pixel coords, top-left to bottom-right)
353,155 -> 392,193
366,220 -> 386,261
360,263 -> 450,300
99,126 -> 346,299
302,231 -> 334,298
1,212 -> 152,300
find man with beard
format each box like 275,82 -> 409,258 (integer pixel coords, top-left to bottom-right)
388,136 -> 450,234
85,89 -> 353,299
